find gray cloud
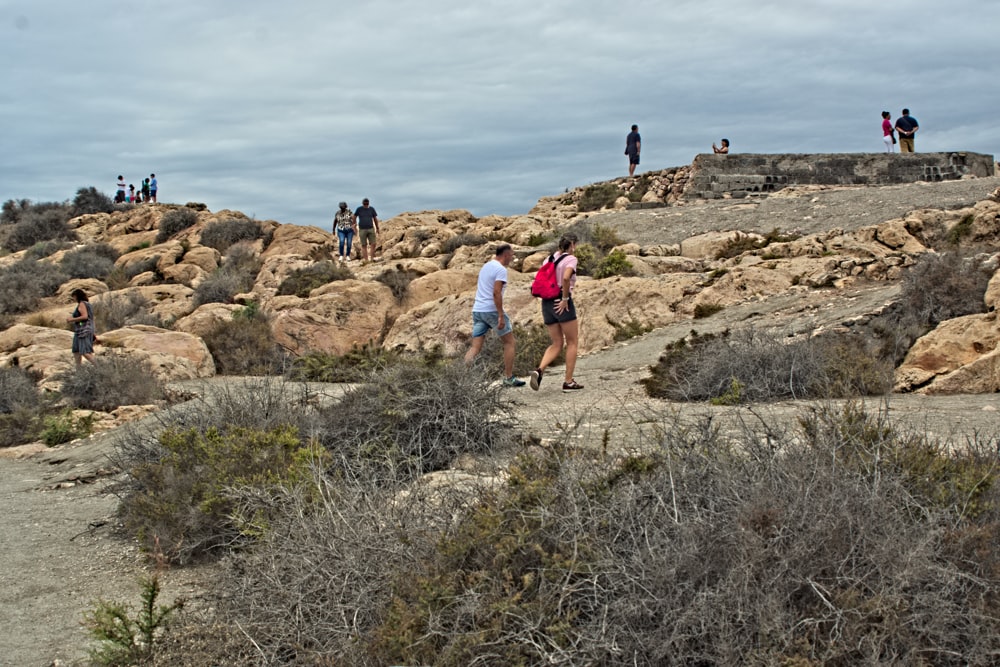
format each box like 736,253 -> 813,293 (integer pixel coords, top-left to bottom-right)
1,0 -> 997,227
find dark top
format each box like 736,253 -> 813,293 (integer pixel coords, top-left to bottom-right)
895,115 -> 919,135
355,205 -> 378,229
626,130 -> 641,156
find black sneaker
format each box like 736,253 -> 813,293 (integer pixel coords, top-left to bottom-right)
529,368 -> 542,391
562,379 -> 584,393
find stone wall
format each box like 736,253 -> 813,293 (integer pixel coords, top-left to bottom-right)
686,152 -> 996,199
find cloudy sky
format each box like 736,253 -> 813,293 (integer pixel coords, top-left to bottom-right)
1,1 -> 997,227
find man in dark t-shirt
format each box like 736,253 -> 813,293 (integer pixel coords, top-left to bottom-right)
894,109 -> 919,153
625,124 -> 641,176
354,198 -> 380,262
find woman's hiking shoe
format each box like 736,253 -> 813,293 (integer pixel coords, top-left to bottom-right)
503,375 -> 526,388
529,368 -> 543,391
562,380 -> 584,392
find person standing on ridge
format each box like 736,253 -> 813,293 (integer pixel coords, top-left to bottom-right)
354,198 -> 380,263
115,176 -> 126,203
625,124 -> 641,176
895,109 -> 919,153
333,201 -> 357,262
128,184 -> 136,203
881,111 -> 895,153
149,174 -> 158,203
464,244 -> 525,387
141,178 -> 150,203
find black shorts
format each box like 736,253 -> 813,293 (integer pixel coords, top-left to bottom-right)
541,297 -> 577,325
629,153 -> 640,165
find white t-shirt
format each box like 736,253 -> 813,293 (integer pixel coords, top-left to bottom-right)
472,259 -> 507,313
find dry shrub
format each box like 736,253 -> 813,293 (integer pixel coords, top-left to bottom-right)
0,257 -> 69,315
2,205 -> 76,251
97,290 -> 163,331
0,366 -> 46,447
123,255 -> 161,281
60,243 -> 119,280
193,249 -> 261,306
440,232 -> 487,254
183,404 -> 1000,665
199,217 -> 262,253
201,304 -> 288,375
276,261 -> 352,297
288,341 -> 443,383
119,425 -> 326,563
476,321 -> 564,377
642,328 -> 892,402
577,183 -> 620,212
375,265 -> 418,303
312,362 -> 515,482
56,354 -> 165,412
71,186 -> 115,216
155,207 -> 198,244
715,228 -> 800,260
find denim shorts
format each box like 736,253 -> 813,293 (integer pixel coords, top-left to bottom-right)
471,311 -> 512,338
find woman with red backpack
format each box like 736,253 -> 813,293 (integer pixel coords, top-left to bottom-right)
530,233 -> 583,393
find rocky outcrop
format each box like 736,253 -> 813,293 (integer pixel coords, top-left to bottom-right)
894,312 -> 1000,394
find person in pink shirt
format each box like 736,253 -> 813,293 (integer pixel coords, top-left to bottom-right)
530,233 -> 584,393
881,111 -> 895,153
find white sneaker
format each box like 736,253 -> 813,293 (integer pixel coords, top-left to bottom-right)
345,257 -> 352,263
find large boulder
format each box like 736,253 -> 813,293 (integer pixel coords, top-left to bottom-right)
404,268 -> 479,308
261,225 -> 333,259
894,313 -> 1000,393
99,325 -> 216,381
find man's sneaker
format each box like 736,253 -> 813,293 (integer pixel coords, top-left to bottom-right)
529,368 -> 543,391
562,379 -> 584,392
503,375 -> 526,388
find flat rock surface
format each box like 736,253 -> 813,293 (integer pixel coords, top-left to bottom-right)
3,176 -> 1000,665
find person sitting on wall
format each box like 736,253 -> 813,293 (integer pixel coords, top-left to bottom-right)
712,138 -> 730,154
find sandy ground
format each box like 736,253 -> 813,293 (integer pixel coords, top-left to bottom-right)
2,175 -> 1000,665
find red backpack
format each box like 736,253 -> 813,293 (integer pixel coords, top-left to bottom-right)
530,253 -> 568,299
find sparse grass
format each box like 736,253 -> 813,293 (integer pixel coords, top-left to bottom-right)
276,261 -> 352,297
946,213 -> 975,245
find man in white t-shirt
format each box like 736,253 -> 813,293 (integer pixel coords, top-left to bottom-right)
464,244 -> 525,387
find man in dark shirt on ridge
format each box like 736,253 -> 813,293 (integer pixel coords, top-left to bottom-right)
625,124 -> 641,176
894,109 -> 919,153
355,198 -> 380,262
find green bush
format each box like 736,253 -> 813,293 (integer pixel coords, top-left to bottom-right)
276,261 -> 352,297
60,243 -> 119,280
85,575 -> 184,666
946,214 -> 975,245
120,425 -> 325,563
155,208 -> 198,244
72,186 -> 115,216
57,354 -> 165,412
199,217 -> 262,253
608,316 -> 653,341
201,306 -> 288,375
24,239 -> 73,259
526,232 -> 550,247
577,183 -> 620,212
41,409 -> 94,446
573,242 -> 599,277
693,302 -> 724,318
287,341 -> 421,383
593,248 -> 636,278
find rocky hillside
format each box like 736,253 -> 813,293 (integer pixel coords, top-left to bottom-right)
2,172 -> 1000,421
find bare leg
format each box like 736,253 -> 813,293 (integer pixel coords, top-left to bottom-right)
465,335 -> 485,366
499,331 -> 515,378
538,323 -> 564,371
560,319 -> 579,382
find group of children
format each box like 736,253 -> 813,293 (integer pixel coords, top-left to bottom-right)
115,174 -> 158,204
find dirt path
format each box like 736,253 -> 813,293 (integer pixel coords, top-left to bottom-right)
3,175 -> 1000,665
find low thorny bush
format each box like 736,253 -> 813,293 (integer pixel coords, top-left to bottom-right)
642,328 -> 893,403
201,303 -> 289,375
276,260 -> 352,297
193,248 -> 262,306
97,289 -> 164,331
199,217 -> 262,253
60,242 -> 119,280
154,207 -> 198,244
57,354 -> 165,413
0,257 -> 69,315
139,403 -> 1000,666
